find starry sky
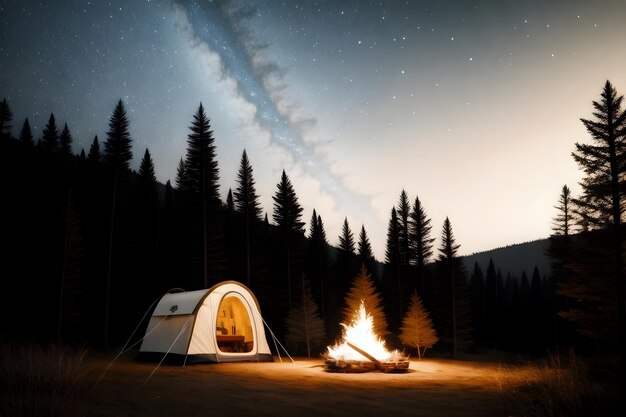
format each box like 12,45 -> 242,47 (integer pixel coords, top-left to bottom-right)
2,0 -> 626,260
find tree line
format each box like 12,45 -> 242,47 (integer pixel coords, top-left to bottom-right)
0,80 -> 622,361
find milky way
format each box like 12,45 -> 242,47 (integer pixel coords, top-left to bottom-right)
2,0 -> 626,258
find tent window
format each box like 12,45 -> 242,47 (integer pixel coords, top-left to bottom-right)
216,296 -> 254,353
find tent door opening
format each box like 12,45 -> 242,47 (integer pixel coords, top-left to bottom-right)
215,294 -> 255,353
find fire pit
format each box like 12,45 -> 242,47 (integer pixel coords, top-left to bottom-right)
324,302 -> 409,373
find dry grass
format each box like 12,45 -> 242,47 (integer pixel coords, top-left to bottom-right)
0,343 -> 95,417
497,350 -> 622,417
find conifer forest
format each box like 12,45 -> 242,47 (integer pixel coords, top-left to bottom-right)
1,80 -> 624,364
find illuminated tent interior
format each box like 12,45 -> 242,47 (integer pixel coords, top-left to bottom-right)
138,281 -> 273,364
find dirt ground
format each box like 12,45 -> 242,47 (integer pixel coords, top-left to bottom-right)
87,354 -> 533,417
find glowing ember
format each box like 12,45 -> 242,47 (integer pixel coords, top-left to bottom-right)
326,301 -> 404,363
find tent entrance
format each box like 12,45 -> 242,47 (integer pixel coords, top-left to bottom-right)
215,294 -> 254,353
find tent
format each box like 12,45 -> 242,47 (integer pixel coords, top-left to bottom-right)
138,281 -> 273,364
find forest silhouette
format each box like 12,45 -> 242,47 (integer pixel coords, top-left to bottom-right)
0,82 -> 623,366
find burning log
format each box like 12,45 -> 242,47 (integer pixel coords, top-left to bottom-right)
324,341 -> 409,373
324,302 -> 409,373
346,342 -> 381,365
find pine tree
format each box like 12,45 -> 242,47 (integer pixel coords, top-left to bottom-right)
234,150 -> 261,287
0,98 -> 12,137
136,148 -> 159,313
103,99 -> 133,348
226,188 -> 234,211
409,196 -> 434,296
308,209 -> 330,319
357,225 -> 376,279
338,218 -> 355,257
59,123 -> 73,156
571,81 -> 626,385
436,217 -> 472,357
138,148 -> 157,184
400,291 -> 438,358
385,207 -> 400,266
272,170 -> 305,304
175,158 -> 186,190
285,275 -> 326,358
384,207 -> 402,327
336,217 -> 357,308
397,190 -> 411,266
343,265 -> 388,337
552,185 -> 572,239
183,103 -> 221,288
357,225 -> 373,262
19,118 -> 33,146
88,135 -> 100,162
103,100 -> 133,171
42,113 -> 59,152
184,103 -> 220,201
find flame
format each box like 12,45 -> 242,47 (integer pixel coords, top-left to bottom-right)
326,301 -> 401,362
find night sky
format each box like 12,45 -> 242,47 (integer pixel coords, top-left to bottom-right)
2,0 -> 626,259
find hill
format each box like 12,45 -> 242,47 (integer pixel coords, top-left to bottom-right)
461,239 -> 552,279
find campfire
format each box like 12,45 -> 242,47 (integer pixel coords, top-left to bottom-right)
324,302 -> 409,372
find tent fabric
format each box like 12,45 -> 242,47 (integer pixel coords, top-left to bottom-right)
138,281 -> 273,364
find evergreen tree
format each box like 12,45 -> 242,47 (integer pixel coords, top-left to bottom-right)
0,97 -> 12,137
397,190 -> 411,266
409,196 -> 434,297
285,275 -> 326,358
102,99 -> 133,348
138,148 -> 157,184
183,103 -> 221,288
384,207 -> 402,329
308,209 -> 330,320
272,170 -> 305,304
103,100 -> 133,171
226,188 -> 234,211
336,217 -> 357,311
343,265 -> 388,337
400,291 -> 438,359
42,113 -> 59,152
571,81 -> 626,375
338,218 -> 355,257
88,135 -> 100,162
436,217 -> 472,357
552,185 -> 572,239
385,207 -> 400,267
234,149 -> 261,287
59,123 -> 73,156
175,158 -> 186,190
184,103 -> 220,201
19,118 -> 33,146
357,225 -> 377,279
136,148 -> 159,314
357,225 -> 374,262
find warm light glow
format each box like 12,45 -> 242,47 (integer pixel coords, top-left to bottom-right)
326,301 -> 402,362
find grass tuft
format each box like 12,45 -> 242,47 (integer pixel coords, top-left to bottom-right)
0,343 -> 95,417
499,349 -> 622,417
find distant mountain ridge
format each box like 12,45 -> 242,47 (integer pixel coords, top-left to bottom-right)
461,238 -> 552,279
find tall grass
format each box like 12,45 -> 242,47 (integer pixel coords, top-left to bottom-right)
499,349 -> 622,417
0,343 -> 94,417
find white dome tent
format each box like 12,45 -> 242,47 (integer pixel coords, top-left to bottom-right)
138,281 -> 273,364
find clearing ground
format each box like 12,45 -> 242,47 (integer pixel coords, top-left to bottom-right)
88,354 -> 533,417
